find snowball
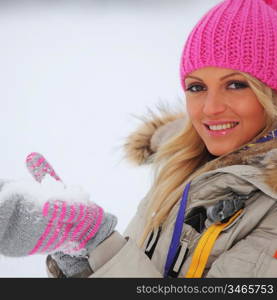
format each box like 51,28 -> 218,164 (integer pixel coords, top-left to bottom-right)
0,177 -> 91,207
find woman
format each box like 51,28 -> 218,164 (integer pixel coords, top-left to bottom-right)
48,0 -> 277,277
86,0 -> 277,278
0,0 -> 277,278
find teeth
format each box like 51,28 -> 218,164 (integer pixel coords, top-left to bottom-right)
208,122 -> 238,131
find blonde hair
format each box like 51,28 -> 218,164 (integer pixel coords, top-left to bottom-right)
139,72 -> 277,247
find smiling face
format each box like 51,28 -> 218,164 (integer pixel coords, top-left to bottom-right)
185,67 -> 267,156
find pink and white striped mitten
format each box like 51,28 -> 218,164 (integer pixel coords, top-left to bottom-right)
0,153 -> 117,276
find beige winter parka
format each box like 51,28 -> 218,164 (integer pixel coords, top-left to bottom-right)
47,111 -> 277,278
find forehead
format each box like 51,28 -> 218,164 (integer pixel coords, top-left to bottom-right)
185,67 -> 244,80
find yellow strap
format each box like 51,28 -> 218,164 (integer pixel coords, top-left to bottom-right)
185,209 -> 243,278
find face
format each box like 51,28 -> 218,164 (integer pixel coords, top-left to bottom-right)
185,67 -> 266,156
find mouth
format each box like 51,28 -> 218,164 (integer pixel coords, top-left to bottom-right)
203,121 -> 239,136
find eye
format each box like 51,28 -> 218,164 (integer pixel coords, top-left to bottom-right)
227,80 -> 249,90
185,84 -> 206,93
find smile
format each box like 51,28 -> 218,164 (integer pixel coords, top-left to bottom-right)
204,122 -> 239,136
208,122 -> 238,131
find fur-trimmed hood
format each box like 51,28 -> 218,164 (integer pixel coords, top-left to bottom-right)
124,108 -> 186,165
124,108 -> 277,193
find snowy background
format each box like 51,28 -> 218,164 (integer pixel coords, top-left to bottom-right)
0,0 -> 221,277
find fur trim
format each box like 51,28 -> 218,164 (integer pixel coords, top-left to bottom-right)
262,149 -> 277,192
124,106 -> 185,165
202,138 -> 277,193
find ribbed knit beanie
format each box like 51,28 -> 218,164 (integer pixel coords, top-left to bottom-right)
180,0 -> 277,91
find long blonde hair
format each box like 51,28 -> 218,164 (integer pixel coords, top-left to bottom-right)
139,72 -> 277,247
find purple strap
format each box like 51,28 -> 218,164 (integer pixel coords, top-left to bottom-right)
255,129 -> 277,143
244,128 -> 277,150
163,182 -> 191,277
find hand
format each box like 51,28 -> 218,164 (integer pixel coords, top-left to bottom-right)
0,179 -> 116,257
0,152 -> 117,277
50,212 -> 117,277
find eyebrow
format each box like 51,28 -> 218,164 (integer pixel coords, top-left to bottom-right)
185,72 -> 243,82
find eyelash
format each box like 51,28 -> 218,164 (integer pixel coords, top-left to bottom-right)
185,81 -> 249,93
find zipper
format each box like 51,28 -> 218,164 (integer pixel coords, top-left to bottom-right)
185,209 -> 243,278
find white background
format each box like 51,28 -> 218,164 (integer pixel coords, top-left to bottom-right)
0,0 -> 221,277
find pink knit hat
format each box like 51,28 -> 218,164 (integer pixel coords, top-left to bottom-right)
180,0 -> 277,91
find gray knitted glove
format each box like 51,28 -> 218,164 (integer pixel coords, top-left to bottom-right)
0,151 -> 117,277
0,179 -> 116,258
50,212 -> 117,277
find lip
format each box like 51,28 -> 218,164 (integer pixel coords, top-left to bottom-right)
203,121 -> 239,137
204,120 -> 240,126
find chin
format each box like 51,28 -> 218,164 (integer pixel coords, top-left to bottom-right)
206,146 -> 235,157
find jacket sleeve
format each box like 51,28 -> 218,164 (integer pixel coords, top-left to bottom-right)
87,232 -> 162,277
206,206 -> 277,277
87,193 -> 162,278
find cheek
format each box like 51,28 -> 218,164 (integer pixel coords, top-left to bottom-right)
250,107 -> 266,131
186,101 -> 204,133
236,99 -> 265,123
186,100 -> 200,121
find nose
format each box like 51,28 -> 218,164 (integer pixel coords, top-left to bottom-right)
202,91 -> 227,116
